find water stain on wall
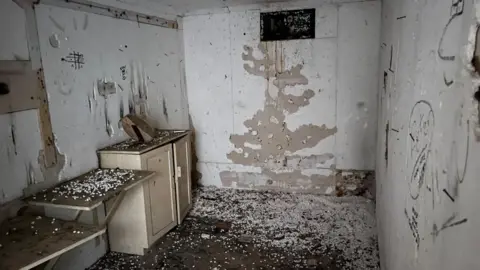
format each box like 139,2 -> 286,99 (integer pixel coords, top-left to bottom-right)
223,43 -> 337,191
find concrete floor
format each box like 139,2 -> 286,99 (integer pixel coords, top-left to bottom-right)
89,187 -> 379,269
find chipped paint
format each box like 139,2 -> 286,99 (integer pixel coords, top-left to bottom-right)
224,43 -> 337,190
23,139 -> 66,197
335,170 -> 374,197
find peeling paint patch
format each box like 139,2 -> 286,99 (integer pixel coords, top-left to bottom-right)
24,140 -> 66,197
220,168 -> 335,193
225,43 -> 337,191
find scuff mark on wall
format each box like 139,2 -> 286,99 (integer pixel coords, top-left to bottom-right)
129,62 -> 149,116
83,14 -> 88,30
25,162 -> 36,186
162,95 -> 169,122
224,43 -> 337,190
10,122 -> 17,156
118,98 -> 125,129
48,15 -> 65,32
73,17 -> 78,31
189,114 -> 203,185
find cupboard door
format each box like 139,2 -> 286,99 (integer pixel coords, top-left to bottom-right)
145,145 -> 176,237
173,134 -> 192,224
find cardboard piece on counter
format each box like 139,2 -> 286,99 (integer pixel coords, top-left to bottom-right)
121,114 -> 155,142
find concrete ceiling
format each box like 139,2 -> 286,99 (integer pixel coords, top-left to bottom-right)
153,0 -> 294,14
146,0 -> 364,15
103,0 -> 368,16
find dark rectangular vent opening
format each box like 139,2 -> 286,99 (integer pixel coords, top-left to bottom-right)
260,9 -> 315,41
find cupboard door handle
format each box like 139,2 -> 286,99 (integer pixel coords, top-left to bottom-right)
177,166 -> 182,178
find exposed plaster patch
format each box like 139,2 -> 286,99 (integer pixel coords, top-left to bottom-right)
226,43 -> 337,191
335,170 -> 374,198
220,169 -> 335,192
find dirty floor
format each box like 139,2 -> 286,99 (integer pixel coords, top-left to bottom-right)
88,187 -> 379,269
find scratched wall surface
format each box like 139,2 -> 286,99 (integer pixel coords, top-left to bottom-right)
1,3 -> 186,269
184,1 -> 381,192
35,4 -> 187,183
376,0 -> 480,269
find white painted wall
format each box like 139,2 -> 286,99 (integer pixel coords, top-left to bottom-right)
184,1 -> 381,191
0,2 -> 187,205
1,1 -> 187,269
36,4 -> 187,181
376,0 -> 480,269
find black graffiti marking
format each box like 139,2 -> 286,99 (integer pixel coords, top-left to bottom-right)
388,45 -> 394,74
438,1 -> 463,61
391,128 -> 399,132
405,208 -> 420,247
61,51 -> 84,70
385,121 -> 389,166
396,15 -> 406,20
410,146 -> 429,200
443,188 -> 455,202
432,213 -> 468,237
10,124 -> 17,155
451,0 -> 464,16
120,66 -> 127,80
383,71 -> 388,94
443,72 -> 454,86
408,100 -> 435,200
87,97 -> 92,112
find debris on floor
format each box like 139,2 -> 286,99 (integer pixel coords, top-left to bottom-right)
89,186 -> 379,269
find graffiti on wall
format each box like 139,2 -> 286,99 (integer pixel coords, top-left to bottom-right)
404,99 -> 469,251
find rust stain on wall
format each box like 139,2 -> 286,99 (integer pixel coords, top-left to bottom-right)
223,43 -> 337,190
